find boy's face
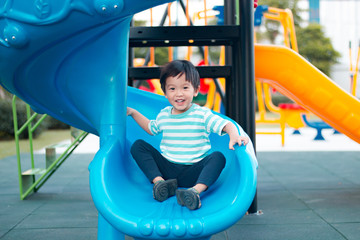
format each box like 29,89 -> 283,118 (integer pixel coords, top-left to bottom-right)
164,73 -> 199,115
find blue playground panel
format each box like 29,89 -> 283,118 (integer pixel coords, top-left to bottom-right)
0,1 -> 257,239
254,5 -> 269,27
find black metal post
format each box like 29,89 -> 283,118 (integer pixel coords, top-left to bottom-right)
225,0 -> 257,214
239,0 -> 256,146
239,0 -> 257,214
224,0 -> 256,142
224,0 -> 237,118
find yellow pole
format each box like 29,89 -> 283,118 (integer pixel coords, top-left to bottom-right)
352,41 -> 360,96
149,8 -> 155,66
264,7 -> 298,52
186,0 -> 192,61
203,0 -> 209,65
255,80 -> 266,121
286,8 -> 298,52
168,3 -> 173,62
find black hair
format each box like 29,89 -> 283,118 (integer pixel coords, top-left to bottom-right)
160,60 -> 200,93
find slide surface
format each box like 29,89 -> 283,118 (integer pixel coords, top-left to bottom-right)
255,44 -> 360,144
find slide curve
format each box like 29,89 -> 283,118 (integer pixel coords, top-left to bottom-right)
90,87 -> 258,240
255,44 -> 360,144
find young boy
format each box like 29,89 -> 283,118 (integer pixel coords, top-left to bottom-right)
127,60 -> 249,210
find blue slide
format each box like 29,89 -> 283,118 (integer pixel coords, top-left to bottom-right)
0,1 -> 257,239
90,87 -> 258,239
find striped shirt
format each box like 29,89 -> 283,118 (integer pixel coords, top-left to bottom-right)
148,104 -> 230,165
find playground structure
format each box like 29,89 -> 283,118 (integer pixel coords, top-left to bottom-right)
255,44 -> 360,144
12,96 -> 88,200
1,0 -> 360,239
254,6 -> 309,145
0,0 -> 258,240
131,3 -> 360,147
159,5 -> 312,146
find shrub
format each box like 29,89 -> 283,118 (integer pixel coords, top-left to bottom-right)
297,24 -> 340,77
0,98 -> 46,140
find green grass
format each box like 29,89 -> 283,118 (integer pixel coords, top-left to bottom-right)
0,129 -> 71,160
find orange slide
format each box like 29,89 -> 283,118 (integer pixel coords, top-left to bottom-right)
255,44 -> 360,144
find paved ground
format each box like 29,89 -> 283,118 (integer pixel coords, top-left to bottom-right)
255,128 -> 360,152
1,128 -> 359,240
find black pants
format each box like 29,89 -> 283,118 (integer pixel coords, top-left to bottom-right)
130,139 -> 226,188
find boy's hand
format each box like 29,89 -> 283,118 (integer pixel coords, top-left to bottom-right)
223,122 -> 250,150
229,135 -> 249,150
127,107 -> 133,116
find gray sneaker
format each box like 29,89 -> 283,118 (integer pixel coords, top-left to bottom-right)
176,188 -> 201,210
152,179 -> 178,202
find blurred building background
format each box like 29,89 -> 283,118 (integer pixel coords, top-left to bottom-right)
302,0 -> 360,95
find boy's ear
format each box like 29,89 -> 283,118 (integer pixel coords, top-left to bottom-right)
193,87 -> 200,97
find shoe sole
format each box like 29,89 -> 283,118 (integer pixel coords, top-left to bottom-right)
153,179 -> 177,202
176,189 -> 201,210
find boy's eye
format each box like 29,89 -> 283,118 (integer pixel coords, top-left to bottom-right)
169,87 -> 175,91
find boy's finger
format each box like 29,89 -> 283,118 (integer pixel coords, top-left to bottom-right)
229,143 -> 234,150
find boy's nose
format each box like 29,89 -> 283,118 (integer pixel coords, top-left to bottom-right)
176,89 -> 183,96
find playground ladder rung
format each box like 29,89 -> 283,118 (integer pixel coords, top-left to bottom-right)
256,131 -> 282,135
129,26 -> 241,47
48,143 -> 70,148
129,66 -> 231,79
22,168 -> 46,175
256,119 -> 281,123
